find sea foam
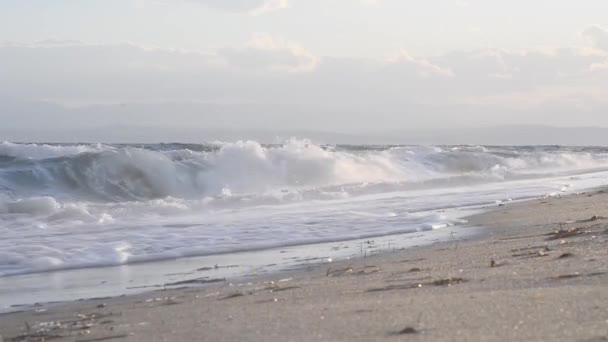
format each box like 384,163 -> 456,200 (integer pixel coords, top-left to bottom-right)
2,140 -> 608,276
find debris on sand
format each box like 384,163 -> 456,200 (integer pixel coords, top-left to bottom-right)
326,267 -> 353,277
164,277 -> 226,287
7,331 -> 63,341
512,246 -> 550,259
396,327 -> 419,335
160,298 -> 181,306
557,253 -> 574,259
546,227 -> 584,240
265,282 -> 301,292
399,258 -> 425,263
268,286 -> 301,293
399,327 -> 419,334
367,284 -> 420,292
219,292 -> 245,300
511,245 -> 550,252
75,334 -> 129,342
6,312 -> 123,342
431,278 -> 467,286
572,215 -> 607,223
367,277 -> 468,292
549,272 -> 606,281
197,265 -> 239,271
489,259 -> 505,267
326,266 -> 380,277
554,273 -> 580,279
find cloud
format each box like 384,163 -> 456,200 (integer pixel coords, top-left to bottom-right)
1,34 -> 608,132
386,50 -> 454,78
590,60 -> 608,72
186,0 -> 288,15
1,40 -> 605,103
359,0 -> 380,6
0,42 -> 223,102
583,25 -> 608,51
218,33 -> 319,72
582,26 -> 608,73
250,0 -> 289,15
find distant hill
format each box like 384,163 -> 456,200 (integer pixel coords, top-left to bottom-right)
2,125 -> 608,146
379,126 -> 608,146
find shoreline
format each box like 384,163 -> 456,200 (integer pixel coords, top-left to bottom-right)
1,190 -> 608,341
0,205 -> 482,311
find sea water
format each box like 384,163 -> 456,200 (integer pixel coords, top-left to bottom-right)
2,139 -> 608,278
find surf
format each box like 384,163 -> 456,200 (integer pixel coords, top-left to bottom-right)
2,139 -> 608,277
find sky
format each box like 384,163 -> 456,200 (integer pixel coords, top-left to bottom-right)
1,0 -> 608,142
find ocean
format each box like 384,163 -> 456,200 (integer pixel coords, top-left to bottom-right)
2,139 -> 608,279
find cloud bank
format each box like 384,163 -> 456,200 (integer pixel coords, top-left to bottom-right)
1,27 -> 608,136
583,25 -> 608,51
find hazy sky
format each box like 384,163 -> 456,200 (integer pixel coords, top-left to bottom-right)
1,0 -> 608,141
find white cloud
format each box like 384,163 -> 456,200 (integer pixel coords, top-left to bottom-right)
1,40 -> 605,103
2,31 -> 608,131
590,60 -> 608,72
219,33 -> 319,72
583,25 -> 608,51
250,0 -> 289,16
387,49 -> 454,78
582,26 -> 608,74
186,0 -> 288,15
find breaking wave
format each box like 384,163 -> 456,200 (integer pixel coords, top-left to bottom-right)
2,139 -> 608,277
2,140 -> 607,206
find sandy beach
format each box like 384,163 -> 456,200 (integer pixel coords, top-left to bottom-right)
1,190 -> 608,341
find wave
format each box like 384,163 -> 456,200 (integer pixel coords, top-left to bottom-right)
3,140 -> 608,277
2,140 -> 608,206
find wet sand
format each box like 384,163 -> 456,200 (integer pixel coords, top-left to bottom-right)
1,190 -> 608,341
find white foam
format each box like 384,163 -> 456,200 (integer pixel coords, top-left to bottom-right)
2,141 -> 608,276
1,197 -> 60,215
0,141 -> 108,159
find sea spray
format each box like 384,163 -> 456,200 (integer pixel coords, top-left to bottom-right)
2,140 -> 608,276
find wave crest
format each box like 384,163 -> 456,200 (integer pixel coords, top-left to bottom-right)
1,140 -> 608,203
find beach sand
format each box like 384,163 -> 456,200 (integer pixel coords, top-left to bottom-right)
1,190 -> 607,341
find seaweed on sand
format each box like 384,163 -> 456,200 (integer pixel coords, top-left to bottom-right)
549,272 -> 606,281
546,227 -> 585,240
326,266 -> 381,277
389,327 -> 419,336
75,334 -> 129,342
267,285 -> 301,293
6,312 -> 123,342
367,277 -> 468,292
164,277 -> 226,287
219,292 -> 245,300
557,252 -> 574,259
